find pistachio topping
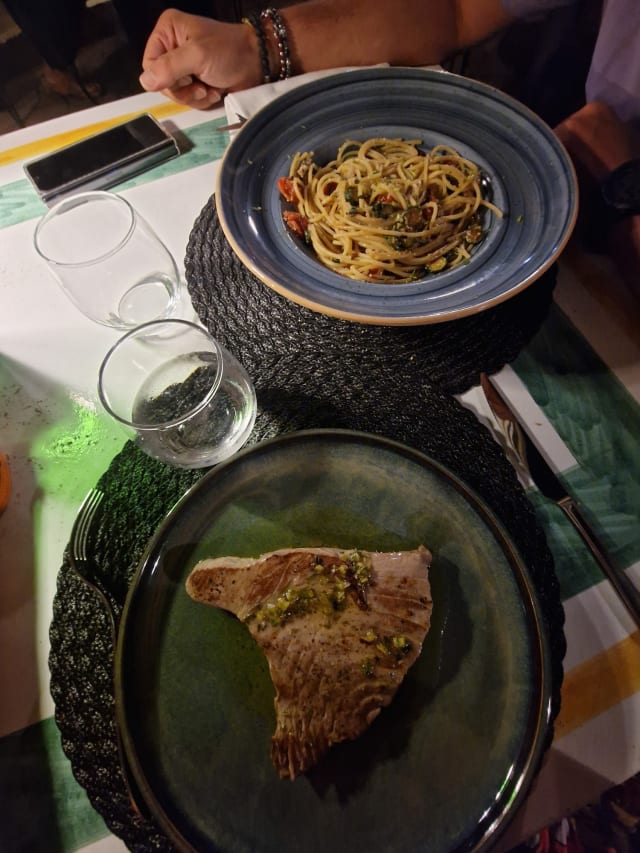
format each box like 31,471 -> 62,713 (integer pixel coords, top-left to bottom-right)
358,632 -> 413,680
252,586 -> 318,628
247,549 -> 375,630
361,658 -> 375,678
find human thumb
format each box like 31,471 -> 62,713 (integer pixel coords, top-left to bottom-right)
139,68 -> 159,91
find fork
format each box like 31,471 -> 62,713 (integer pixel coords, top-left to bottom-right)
215,113 -> 248,132
482,374 -> 640,627
68,489 -> 115,628
68,488 -> 150,819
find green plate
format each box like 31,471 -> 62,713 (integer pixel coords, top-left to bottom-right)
116,430 -> 551,852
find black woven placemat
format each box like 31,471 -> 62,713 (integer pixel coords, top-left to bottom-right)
49,354 -> 566,851
184,198 -> 557,397
49,189 -> 565,851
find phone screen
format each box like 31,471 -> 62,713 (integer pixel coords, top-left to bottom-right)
25,115 -> 173,193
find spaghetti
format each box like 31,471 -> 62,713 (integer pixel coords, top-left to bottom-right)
277,138 -> 503,283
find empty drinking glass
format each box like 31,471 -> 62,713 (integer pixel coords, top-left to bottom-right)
98,320 -> 257,468
34,191 -> 181,329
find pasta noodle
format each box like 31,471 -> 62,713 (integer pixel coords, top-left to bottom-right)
277,138 -> 503,283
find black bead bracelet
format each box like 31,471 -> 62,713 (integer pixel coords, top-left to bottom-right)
242,13 -> 271,84
261,7 -> 292,80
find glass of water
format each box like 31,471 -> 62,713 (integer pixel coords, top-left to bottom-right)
34,191 -> 181,329
98,320 -> 257,468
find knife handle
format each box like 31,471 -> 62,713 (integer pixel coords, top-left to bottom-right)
559,497 -> 640,628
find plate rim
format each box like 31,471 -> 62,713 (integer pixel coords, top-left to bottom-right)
215,67 -> 577,326
115,428 -> 554,852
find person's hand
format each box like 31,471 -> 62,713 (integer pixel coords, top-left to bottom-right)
554,101 -> 640,181
139,9 -> 263,109
556,102 -> 640,298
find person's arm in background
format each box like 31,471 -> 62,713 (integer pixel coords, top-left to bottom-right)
555,102 -> 640,298
277,0 -> 512,73
138,0 -> 514,108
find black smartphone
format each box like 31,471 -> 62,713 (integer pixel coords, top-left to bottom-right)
23,113 -> 180,203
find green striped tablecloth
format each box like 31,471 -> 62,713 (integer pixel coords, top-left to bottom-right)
0,87 -> 638,853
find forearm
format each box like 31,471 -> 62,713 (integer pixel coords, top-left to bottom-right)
138,0 -> 514,108
280,0 -> 514,73
554,102 -> 640,298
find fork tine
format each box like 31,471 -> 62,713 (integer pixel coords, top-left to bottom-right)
71,489 -> 104,562
66,488 -> 150,819
72,499 -> 87,561
79,491 -> 103,560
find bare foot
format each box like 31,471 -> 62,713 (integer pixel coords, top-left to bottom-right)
43,65 -> 102,100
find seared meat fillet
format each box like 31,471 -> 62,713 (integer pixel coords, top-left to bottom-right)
186,546 -> 432,779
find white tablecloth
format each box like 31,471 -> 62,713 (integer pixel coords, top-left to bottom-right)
1,75 -> 639,853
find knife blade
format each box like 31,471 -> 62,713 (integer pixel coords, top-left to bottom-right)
481,374 -> 640,627
215,113 -> 248,132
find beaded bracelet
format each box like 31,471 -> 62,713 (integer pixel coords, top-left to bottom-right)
242,13 -> 271,84
260,7 -> 292,81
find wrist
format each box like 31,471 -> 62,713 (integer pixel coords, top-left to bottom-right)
241,8 -> 294,85
583,158 -> 640,254
260,8 -> 293,81
601,158 -> 640,217
239,16 -> 270,86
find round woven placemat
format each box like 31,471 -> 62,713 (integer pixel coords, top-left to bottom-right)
184,198 -> 556,397
50,355 -> 565,852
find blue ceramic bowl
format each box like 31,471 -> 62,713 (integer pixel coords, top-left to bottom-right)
216,67 -> 577,325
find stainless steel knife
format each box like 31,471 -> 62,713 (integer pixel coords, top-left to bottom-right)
481,374 -> 640,627
215,113 -> 248,132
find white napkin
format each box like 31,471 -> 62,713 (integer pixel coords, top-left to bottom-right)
224,65 -> 390,131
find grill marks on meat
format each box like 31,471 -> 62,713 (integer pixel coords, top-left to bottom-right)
186,546 -> 432,779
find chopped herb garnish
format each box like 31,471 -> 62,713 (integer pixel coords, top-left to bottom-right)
362,659 -> 375,677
